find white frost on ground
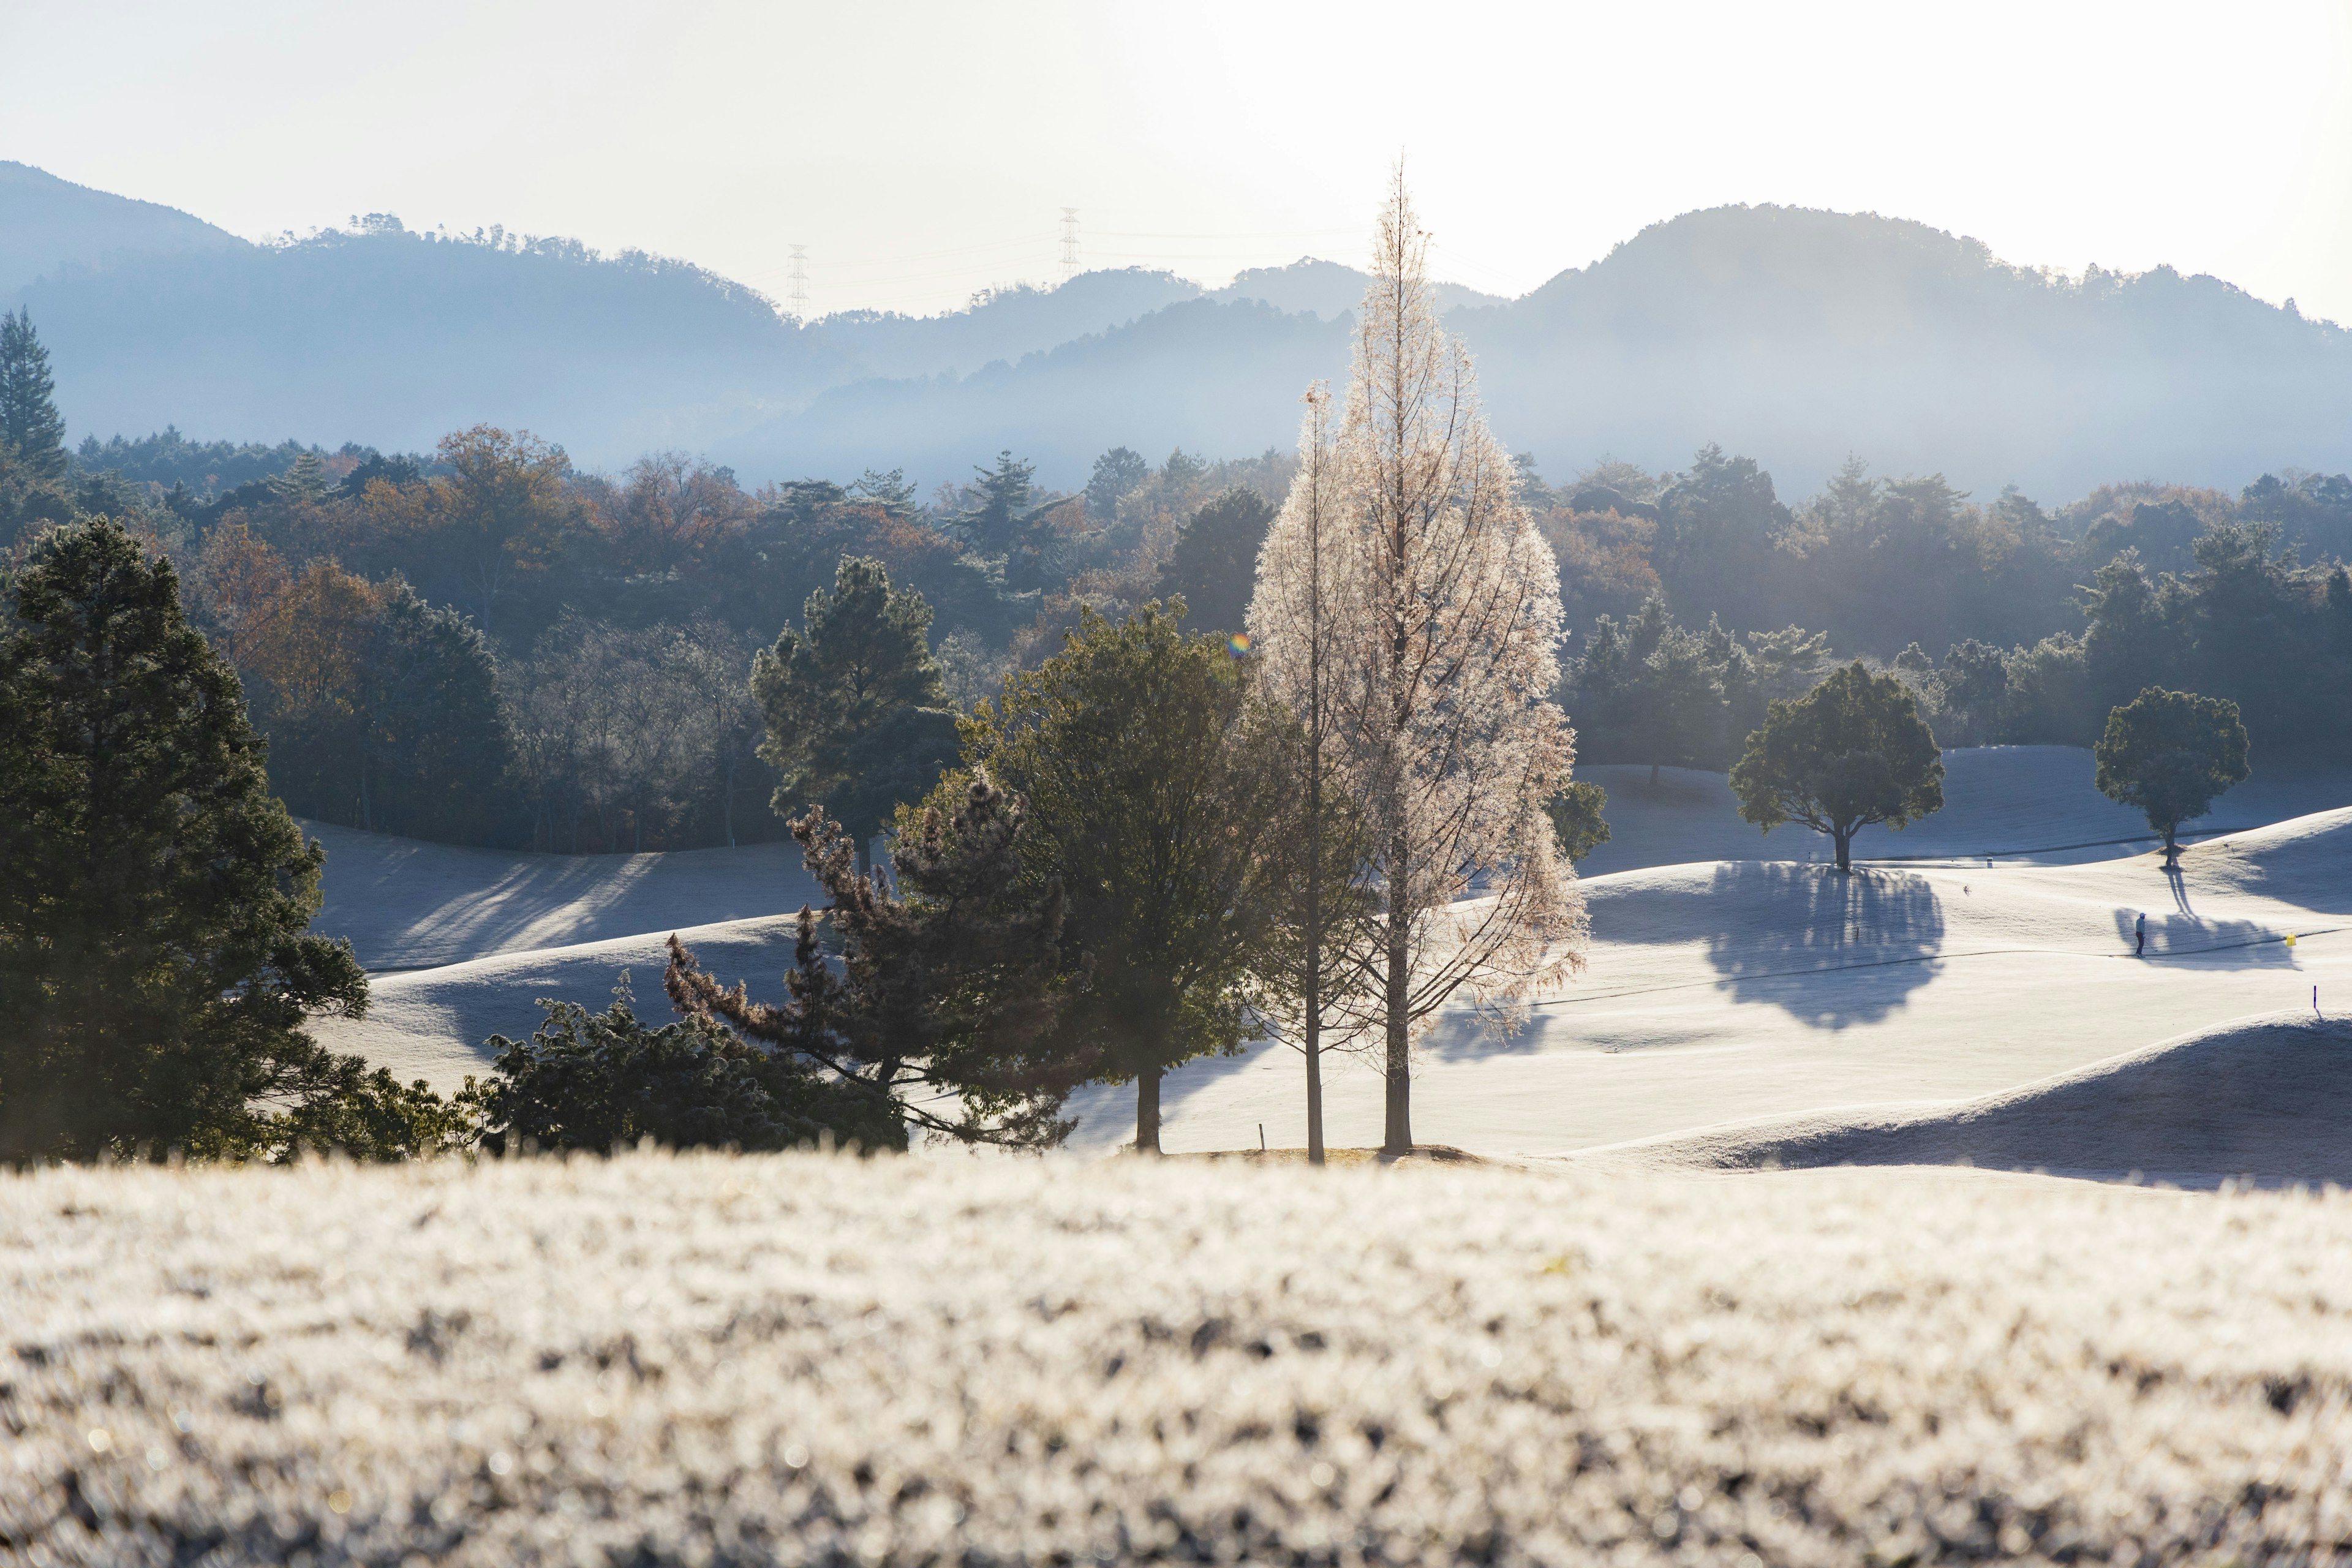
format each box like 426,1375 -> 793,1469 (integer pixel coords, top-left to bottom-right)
1571,747 -> 2352,876
1565,1010 -> 2352,1188
4,1154 -> 2349,1564
300,748 -> 2352,1172
302,823 -> 820,973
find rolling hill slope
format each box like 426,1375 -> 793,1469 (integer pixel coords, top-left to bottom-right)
306,749 -> 2352,1183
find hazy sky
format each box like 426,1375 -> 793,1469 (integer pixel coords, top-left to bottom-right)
7,1 -> 2351,322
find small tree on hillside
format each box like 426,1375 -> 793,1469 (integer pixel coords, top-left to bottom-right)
2094,686 -> 2250,869
961,601 -> 1292,1153
0,518 -> 460,1163
753,556 -> 956,876
1728,661 -> 1945,873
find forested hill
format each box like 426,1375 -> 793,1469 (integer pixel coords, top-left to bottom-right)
1463,205 -> 2352,499
733,207 -> 2352,497
10,161 -> 2351,494
0,162 -> 246,293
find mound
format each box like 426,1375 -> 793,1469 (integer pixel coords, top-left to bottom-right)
1065,810 -> 2352,1157
311,915 -> 802,1090
5,1155 -> 2347,1565
1572,1011 -> 2352,1187
301,821 -> 818,971
1573,746 -> 2352,875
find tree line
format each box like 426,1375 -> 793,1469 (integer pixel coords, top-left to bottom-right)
9,293 -> 2347,864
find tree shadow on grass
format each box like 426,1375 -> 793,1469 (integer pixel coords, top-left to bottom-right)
2106,893 -> 2297,968
1702,863 -> 1946,1028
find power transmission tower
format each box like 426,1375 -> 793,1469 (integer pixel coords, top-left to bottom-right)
787,245 -> 810,319
1058,209 -> 1080,284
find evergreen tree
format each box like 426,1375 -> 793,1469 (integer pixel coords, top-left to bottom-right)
959,450 -> 1037,558
963,601 -> 1292,1152
666,774 -> 1088,1148
753,556 -> 954,875
474,977 -> 901,1154
1084,447 -> 1149,527
1544,781 -> 1612,864
0,518 -> 447,1162
2094,687 -> 2250,869
1156,485 -> 1275,635
0,309 -> 68,484
1729,662 -> 1945,873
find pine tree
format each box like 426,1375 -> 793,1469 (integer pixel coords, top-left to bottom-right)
0,518 -> 417,1162
962,602 -> 1292,1152
1256,171 -> 1586,1156
0,309 -> 69,484
753,556 -> 954,876
665,774 -> 1087,1147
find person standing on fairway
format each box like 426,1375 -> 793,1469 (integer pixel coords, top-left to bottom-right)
2135,912 -> 2146,957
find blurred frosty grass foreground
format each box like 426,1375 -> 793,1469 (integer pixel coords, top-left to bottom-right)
3,1153 -> 2349,1564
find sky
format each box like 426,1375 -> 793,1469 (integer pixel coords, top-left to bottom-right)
6,1 -> 2352,322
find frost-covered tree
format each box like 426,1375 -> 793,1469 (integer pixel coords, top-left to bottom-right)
1253,173 -> 1587,1155
1246,386 -> 1381,1162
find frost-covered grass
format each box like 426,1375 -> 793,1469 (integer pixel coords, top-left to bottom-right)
4,1154 -> 2350,1565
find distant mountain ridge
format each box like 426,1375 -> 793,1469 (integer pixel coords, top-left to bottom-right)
9,164 -> 2350,500
0,162 -> 246,293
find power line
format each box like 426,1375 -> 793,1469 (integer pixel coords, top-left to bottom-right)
1059,208 -> 1080,284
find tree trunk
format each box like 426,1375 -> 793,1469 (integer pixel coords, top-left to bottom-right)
723,748 -> 738,849
1834,824 -> 1853,874
855,832 -> 873,883
1134,1063 -> 1162,1153
2163,823 -> 2180,869
1382,903 -> 1412,1156
1649,761 -> 1661,788
1304,728 -> 1325,1167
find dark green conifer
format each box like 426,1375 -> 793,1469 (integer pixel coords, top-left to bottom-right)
0,518 -> 439,1162
753,556 -> 956,875
0,309 -> 67,484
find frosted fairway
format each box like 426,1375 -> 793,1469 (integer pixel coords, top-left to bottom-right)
302,822 -> 821,971
1064,804 -> 2352,1169
298,748 -> 2352,1178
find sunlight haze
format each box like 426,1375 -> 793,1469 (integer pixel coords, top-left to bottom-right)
5,0 -> 2350,318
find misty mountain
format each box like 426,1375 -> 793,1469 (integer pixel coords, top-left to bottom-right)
725,207 -> 2352,499
12,215 -> 834,462
1464,205 -> 2352,499
12,162 -> 2352,500
0,162 -> 245,294
1210,258 -> 1504,320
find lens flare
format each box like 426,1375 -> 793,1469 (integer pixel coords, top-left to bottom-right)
1226,632 -> 1252,658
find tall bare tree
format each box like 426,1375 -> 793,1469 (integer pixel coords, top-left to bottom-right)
1246,385 -> 1379,1163
1257,169 -> 1587,1155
